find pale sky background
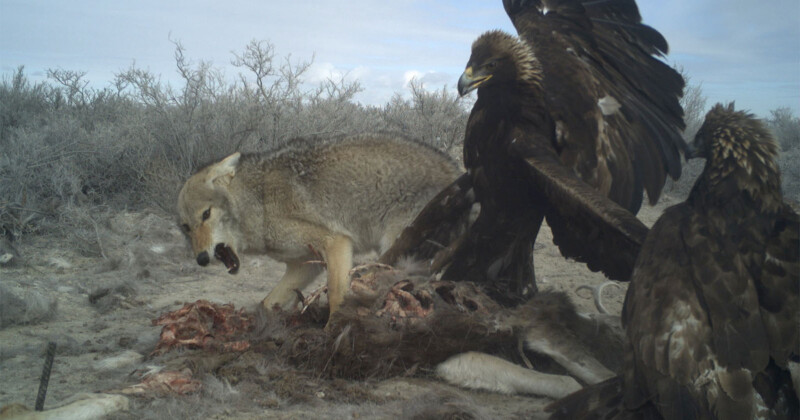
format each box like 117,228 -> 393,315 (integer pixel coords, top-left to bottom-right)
1,0 -> 798,117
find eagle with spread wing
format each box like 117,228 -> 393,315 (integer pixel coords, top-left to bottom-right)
549,103 -> 799,419
382,0 -> 685,302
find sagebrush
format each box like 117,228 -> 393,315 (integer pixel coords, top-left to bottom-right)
1,40 -> 798,249
0,41 -> 470,246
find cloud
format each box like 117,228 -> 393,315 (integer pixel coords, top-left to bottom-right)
306,62 -> 341,85
403,70 -> 424,87
1,0 -> 796,115
402,70 -> 454,89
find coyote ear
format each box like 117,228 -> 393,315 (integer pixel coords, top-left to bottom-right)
207,152 -> 240,186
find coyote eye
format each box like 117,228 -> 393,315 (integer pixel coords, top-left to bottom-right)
181,224 -> 191,233
202,208 -> 211,221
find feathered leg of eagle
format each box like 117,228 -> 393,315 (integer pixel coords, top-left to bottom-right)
379,174 -> 475,265
440,204 -> 542,306
379,172 -> 543,306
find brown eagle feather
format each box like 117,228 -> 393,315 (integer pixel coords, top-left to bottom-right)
549,103 -> 799,420
431,0 -> 686,301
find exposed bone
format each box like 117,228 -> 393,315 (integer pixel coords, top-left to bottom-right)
518,336 -> 534,370
303,244 -> 326,267
575,281 -> 623,314
92,350 -> 144,371
299,285 -> 327,314
374,280 -> 434,320
116,368 -> 202,396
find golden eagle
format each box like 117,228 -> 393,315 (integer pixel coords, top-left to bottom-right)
382,0 -> 686,303
549,103 -> 800,419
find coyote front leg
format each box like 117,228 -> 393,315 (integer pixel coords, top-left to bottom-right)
262,262 -> 323,311
323,234 -> 353,320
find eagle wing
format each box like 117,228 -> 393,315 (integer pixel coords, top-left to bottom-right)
758,204 -> 799,366
549,103 -> 797,419
623,203 -> 789,419
509,131 -> 648,281
622,204 -> 707,418
503,0 -> 685,213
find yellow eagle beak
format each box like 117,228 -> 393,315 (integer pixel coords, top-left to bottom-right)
458,66 -> 492,96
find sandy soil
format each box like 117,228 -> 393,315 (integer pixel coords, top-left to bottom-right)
0,196 -> 675,419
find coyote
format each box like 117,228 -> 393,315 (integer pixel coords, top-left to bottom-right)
177,133 -> 460,323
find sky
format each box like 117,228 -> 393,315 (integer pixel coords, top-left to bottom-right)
1,0 -> 798,118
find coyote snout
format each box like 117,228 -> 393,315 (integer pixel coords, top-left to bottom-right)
194,245 -> 239,274
177,133 -> 460,326
196,251 -> 209,266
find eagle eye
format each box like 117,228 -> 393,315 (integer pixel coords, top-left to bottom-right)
487,60 -> 498,69
202,208 -> 211,221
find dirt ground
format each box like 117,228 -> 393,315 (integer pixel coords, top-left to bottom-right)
0,195 -> 675,419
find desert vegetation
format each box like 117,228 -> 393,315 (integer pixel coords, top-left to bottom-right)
663,70 -> 800,201
1,39 -> 798,253
1,39 -> 798,419
0,40 -> 471,255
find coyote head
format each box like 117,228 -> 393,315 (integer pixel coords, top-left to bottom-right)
177,152 -> 242,274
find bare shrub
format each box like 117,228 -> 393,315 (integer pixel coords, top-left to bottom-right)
1,39 -> 471,247
679,72 -> 707,143
764,108 -> 800,202
0,67 -> 59,141
779,146 -> 800,204
47,69 -> 92,108
0,69 -> 56,239
767,107 -> 800,152
114,43 -> 249,192
0,85 -> 126,239
381,78 -> 470,155
295,78 -> 374,136
112,39 -> 374,211
232,40 -> 314,147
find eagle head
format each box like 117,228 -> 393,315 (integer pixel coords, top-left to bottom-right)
458,30 -> 542,97
690,102 -> 778,168
690,102 -> 782,205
